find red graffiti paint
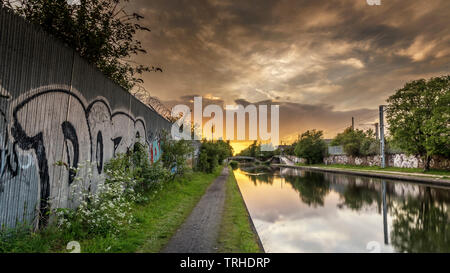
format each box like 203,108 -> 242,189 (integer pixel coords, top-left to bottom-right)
150,144 -> 154,163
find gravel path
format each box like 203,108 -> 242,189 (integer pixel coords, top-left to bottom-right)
161,167 -> 229,253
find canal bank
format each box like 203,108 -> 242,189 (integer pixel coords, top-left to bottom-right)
0,168 -> 224,253
162,166 -> 263,253
218,168 -> 265,253
234,166 -> 450,252
272,164 -> 450,187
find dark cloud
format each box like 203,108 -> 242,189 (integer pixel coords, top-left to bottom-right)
128,0 -> 450,140
164,95 -> 377,141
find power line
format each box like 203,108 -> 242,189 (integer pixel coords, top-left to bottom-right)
325,112 -> 380,136
357,113 -> 379,124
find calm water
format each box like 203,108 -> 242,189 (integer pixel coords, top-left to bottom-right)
234,166 -> 450,253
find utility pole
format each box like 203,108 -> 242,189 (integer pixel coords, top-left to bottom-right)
379,105 -> 385,168
352,117 -> 354,130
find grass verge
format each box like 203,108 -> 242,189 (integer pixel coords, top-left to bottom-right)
0,167 -> 222,253
295,163 -> 450,178
218,167 -> 263,253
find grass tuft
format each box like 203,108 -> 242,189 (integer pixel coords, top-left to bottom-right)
218,168 -> 263,253
295,163 -> 450,177
0,167 -> 223,253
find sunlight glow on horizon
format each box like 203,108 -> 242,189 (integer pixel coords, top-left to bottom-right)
229,141 -> 255,155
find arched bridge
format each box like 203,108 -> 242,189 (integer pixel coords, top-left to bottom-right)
228,155 -> 297,165
228,156 -> 257,161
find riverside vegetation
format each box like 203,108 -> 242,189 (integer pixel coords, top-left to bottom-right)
283,76 -> 450,172
218,168 -> 263,253
295,163 -> 450,178
0,139 -> 181,252
0,138 -> 261,253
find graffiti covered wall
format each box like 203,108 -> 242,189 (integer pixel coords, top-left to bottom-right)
324,154 -> 450,170
0,8 -> 171,228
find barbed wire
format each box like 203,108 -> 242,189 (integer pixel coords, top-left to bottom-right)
132,85 -> 173,122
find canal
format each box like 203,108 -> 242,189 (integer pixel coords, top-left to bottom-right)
233,166 -> 450,253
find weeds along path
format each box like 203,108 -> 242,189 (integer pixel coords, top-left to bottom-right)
162,167 -> 229,253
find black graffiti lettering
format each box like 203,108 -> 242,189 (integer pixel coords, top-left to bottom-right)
112,137 -> 122,157
61,121 -> 79,185
10,91 -> 64,228
1,88 -> 165,229
7,142 -> 19,177
0,144 -> 19,180
0,114 -> 19,182
11,124 -> 50,228
96,131 -> 103,174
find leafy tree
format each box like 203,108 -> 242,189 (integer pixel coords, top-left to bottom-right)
217,140 -> 234,163
160,132 -> 193,177
237,141 -> 260,158
104,142 -> 169,194
331,127 -> 378,157
280,144 -> 296,156
237,141 -> 279,160
2,0 -> 161,91
386,75 -> 450,170
228,160 -> 238,170
294,130 -> 327,164
196,140 -> 233,173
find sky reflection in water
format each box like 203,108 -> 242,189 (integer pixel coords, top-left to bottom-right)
234,167 -> 450,253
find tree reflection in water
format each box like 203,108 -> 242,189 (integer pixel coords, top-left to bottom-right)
235,167 -> 450,252
390,187 -> 450,252
241,165 -> 274,185
337,176 -> 381,211
284,172 -> 330,207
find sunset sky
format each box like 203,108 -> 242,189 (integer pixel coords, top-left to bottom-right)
128,0 -> 450,145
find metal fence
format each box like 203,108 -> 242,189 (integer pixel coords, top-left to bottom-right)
0,7 -> 171,229
328,145 -> 344,155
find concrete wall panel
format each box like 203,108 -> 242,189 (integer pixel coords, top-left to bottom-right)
0,8 -> 171,229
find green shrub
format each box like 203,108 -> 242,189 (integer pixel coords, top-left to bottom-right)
237,141 -> 282,160
237,141 -> 260,158
0,138 -> 194,251
229,161 -> 238,169
104,142 -> 169,194
160,132 -> 194,177
331,127 -> 378,156
294,130 -> 327,164
56,169 -> 137,236
196,140 -> 233,173
55,141 -> 170,236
